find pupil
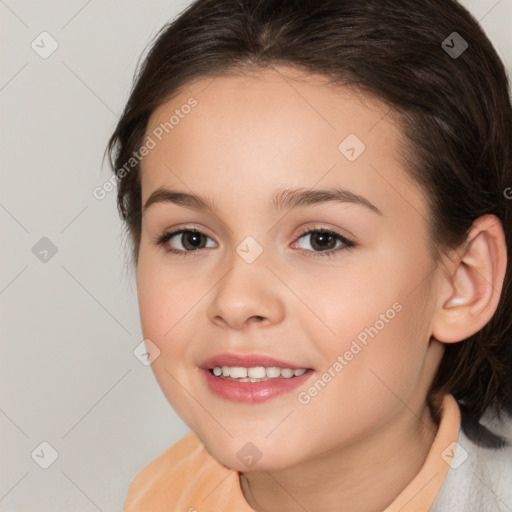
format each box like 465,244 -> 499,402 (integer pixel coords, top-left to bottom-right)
184,232 -> 203,250
313,232 -> 334,250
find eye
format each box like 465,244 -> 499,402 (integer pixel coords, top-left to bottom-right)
154,228 -> 216,256
293,226 -> 356,259
154,225 -> 356,259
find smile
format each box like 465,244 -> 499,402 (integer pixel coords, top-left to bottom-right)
200,353 -> 314,403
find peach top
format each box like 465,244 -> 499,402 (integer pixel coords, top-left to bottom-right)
125,394 -> 460,512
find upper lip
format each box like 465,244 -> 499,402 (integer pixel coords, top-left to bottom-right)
200,353 -> 311,370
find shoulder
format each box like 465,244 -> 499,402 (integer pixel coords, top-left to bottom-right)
124,433 -> 214,511
124,432 -> 254,512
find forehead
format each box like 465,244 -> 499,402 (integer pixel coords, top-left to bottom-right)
140,65 -> 428,223
145,66 -> 396,156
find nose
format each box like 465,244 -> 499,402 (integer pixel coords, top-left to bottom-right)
206,256 -> 285,330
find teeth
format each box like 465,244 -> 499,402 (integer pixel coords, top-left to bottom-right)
211,366 -> 308,380
266,367 -> 281,378
247,366 -> 266,378
230,367 -> 248,379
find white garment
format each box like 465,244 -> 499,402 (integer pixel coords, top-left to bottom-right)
431,408 -> 512,512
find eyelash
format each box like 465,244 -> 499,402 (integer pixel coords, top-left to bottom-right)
153,224 -> 356,259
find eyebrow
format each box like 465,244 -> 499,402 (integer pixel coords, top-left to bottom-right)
143,186 -> 383,216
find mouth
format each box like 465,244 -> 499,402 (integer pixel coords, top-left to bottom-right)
199,353 -> 314,403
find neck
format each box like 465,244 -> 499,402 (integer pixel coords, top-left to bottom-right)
239,403 -> 438,512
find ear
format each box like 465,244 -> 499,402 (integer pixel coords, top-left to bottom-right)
431,214 -> 508,343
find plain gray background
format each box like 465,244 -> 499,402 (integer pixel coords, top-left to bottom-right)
1,1 -> 511,511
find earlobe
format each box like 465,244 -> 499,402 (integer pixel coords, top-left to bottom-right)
431,214 -> 507,344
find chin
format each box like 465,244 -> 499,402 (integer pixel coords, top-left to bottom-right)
199,433 -> 304,473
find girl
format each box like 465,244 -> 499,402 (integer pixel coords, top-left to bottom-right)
106,0 -> 512,510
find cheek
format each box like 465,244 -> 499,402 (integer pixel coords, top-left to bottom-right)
294,303 -> 430,453
136,251 -> 193,338
313,247 -> 433,391
136,258 -> 203,426
136,257 -> 194,376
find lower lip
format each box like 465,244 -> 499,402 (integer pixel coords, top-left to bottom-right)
201,368 -> 313,404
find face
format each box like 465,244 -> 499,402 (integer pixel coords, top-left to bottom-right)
136,66 -> 444,472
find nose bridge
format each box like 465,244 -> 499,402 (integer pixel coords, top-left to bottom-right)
207,240 -> 284,329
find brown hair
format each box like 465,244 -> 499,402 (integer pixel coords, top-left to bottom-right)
105,0 -> 512,447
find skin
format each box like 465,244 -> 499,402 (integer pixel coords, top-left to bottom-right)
135,65 -> 507,512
